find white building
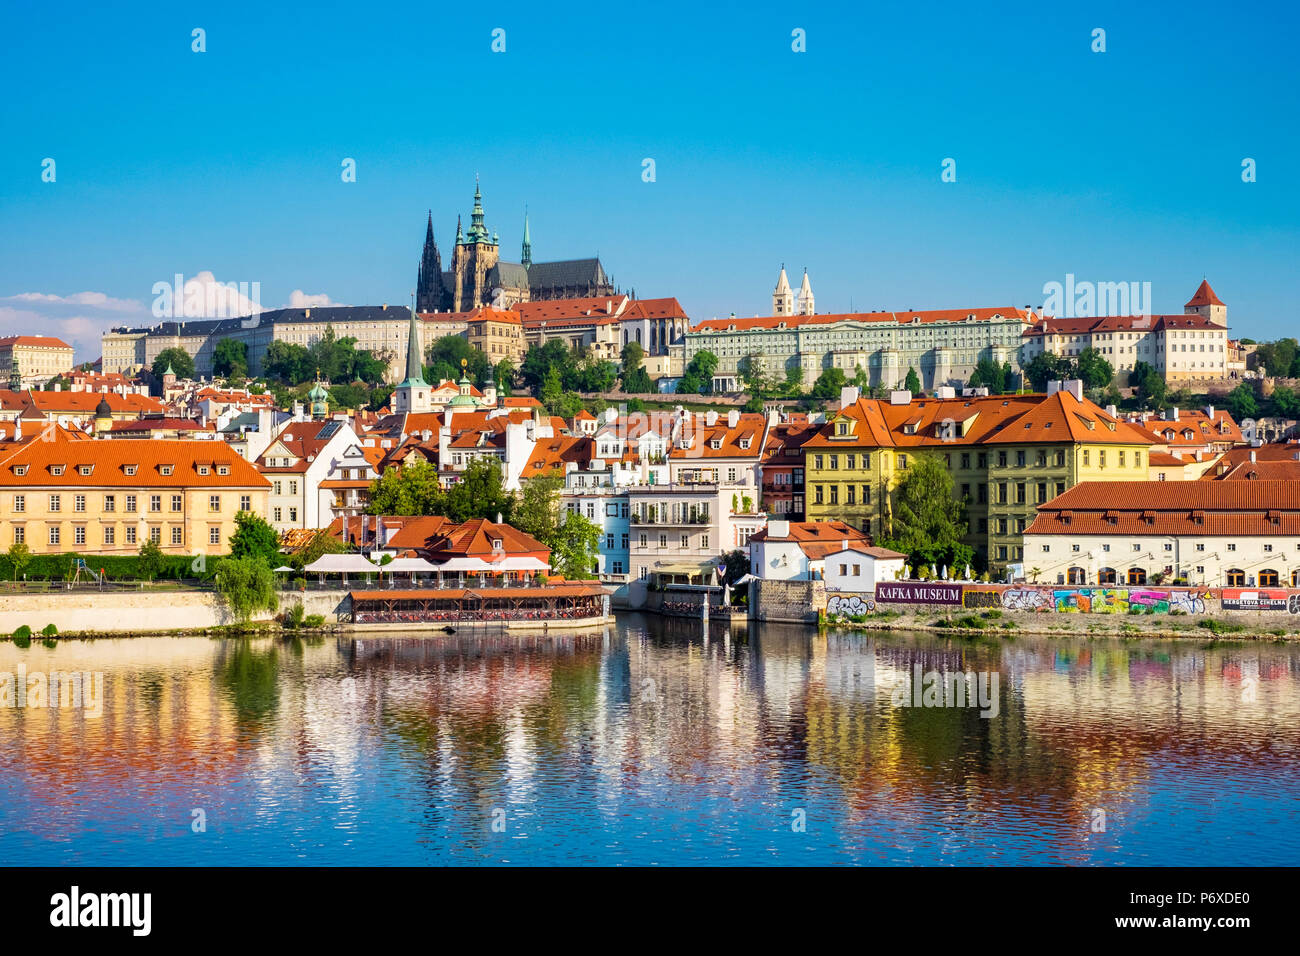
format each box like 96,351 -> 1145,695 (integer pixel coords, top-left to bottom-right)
823,545 -> 907,593
1024,480 -> 1300,588
747,519 -> 874,581
257,418 -> 365,532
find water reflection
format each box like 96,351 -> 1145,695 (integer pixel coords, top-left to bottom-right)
1,618 -> 1297,865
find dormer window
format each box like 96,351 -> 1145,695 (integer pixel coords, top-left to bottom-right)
14,465 -> 27,477
198,465 -> 210,476
709,439 -> 722,450
160,465 -> 173,476
124,465 -> 137,476
739,438 -> 751,449
491,537 -> 503,552
50,465 -> 64,476
218,465 -> 229,476
78,465 -> 93,476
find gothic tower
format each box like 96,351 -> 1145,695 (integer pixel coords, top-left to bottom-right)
772,265 -> 793,316
796,269 -> 815,316
415,211 -> 447,313
521,209 -> 532,268
452,179 -> 501,311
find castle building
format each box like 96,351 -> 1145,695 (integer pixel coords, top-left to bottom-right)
415,181 -> 616,314
1019,280 -> 1231,383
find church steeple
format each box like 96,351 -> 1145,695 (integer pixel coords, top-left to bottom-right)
465,177 -> 494,245
521,208 -> 532,267
402,306 -> 424,386
415,210 -> 446,313
797,268 -> 815,316
772,265 -> 793,316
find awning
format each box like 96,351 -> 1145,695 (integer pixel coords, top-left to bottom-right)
432,556 -> 499,572
653,562 -> 714,575
490,556 -> 551,571
304,554 -> 379,573
381,557 -> 438,573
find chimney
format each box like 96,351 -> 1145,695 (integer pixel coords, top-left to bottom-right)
768,518 -> 790,539
727,408 -> 739,428
1250,450 -> 1257,463
889,389 -> 912,405
705,410 -> 718,427
840,385 -> 860,407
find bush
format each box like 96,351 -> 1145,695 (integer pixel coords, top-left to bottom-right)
41,624 -> 58,638
304,614 -> 326,628
12,625 -> 31,648
1198,619 -> 1246,635
0,551 -> 213,582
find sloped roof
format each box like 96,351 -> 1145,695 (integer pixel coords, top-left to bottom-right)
692,306 -> 1033,333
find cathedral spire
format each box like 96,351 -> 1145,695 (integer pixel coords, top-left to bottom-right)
455,214 -> 463,244
521,207 -> 532,267
466,179 -> 491,244
416,210 -> 445,313
797,269 -> 815,316
772,264 -> 793,316
402,306 -> 425,386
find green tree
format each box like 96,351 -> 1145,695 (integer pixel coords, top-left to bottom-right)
212,338 -> 249,378
784,364 -> 807,397
151,347 -> 195,382
366,461 -> 444,516
620,341 -> 653,393
811,367 -> 848,400
7,541 -> 31,581
1024,352 -> 1075,392
444,458 -> 514,523
1270,386 -> 1300,418
551,510 -> 601,579
426,335 -> 491,385
1075,347 -> 1114,390
903,366 -> 921,394
1225,383 -> 1259,421
494,358 -> 515,397
137,539 -> 168,581
292,530 -> 348,572
262,340 -> 313,384
540,364 -> 565,413
879,454 -> 974,572
214,556 -> 279,624
676,350 -> 719,395
512,472 -> 564,545
228,511 -> 280,566
1254,338 -> 1298,378
1134,365 -> 1168,410
520,339 -> 574,393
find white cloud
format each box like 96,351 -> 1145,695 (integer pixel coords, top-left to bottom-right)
2,291 -> 142,312
161,270 -> 264,318
287,289 -> 342,309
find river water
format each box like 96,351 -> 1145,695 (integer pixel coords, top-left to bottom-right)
1,614 -> 1297,865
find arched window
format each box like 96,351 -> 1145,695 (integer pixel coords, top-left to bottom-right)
1067,566 -> 1087,584
1292,569 -> 1300,587
1127,567 -> 1147,585
1259,569 -> 1280,587
1098,567 -> 1117,584
1225,568 -> 1245,587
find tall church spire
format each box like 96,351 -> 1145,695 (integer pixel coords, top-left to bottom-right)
521,207 -> 532,267
415,210 -> 446,313
466,178 -> 492,244
403,306 -> 425,385
772,265 -> 793,316
797,269 -> 815,315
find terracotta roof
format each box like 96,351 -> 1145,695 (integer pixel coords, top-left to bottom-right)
670,412 -> 769,459
523,434 -> 591,476
1024,312 -> 1227,336
1026,480 -> 1300,536
1185,279 -> 1225,308
0,335 -> 73,349
693,306 -> 1033,333
257,419 -> 350,473
0,429 -> 269,488
517,296 -> 628,323
387,517 -> 549,561
1205,460 -> 1300,481
0,389 -> 165,417
501,396 -> 542,408
749,520 -> 869,544
108,417 -> 214,432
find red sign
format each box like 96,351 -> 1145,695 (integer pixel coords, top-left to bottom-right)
1221,588 -> 1290,611
875,582 -> 963,605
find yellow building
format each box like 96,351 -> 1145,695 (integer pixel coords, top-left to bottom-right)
0,426 -> 271,556
0,335 -> 75,387
803,383 -> 1158,572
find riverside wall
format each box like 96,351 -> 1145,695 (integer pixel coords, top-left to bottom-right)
0,589 -> 351,635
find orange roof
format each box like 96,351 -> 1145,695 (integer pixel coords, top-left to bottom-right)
1024,312 -> 1227,337
0,428 -> 269,488
501,396 -> 542,408
258,419 -> 349,473
1,388 -> 165,417
0,335 -> 73,349
693,306 -> 1033,333
523,434 -> 591,476
670,411 -> 769,460
1185,279 -> 1225,308
517,296 -> 628,323
1027,480 -> 1300,536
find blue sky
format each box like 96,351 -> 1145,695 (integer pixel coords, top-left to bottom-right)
2,0 -> 1297,360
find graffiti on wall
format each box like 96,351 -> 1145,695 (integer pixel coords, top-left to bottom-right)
1001,588 -> 1049,612
827,594 -> 875,618
961,589 -> 1003,610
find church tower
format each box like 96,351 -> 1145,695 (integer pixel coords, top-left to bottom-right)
772,266 -> 793,316
796,269 -> 815,315
415,211 -> 447,313
392,307 -> 431,414
452,179 -> 501,311
1184,279 -> 1227,326
521,209 -> 532,268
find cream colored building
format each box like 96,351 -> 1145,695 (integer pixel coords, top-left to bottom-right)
0,335 -> 75,387
0,427 -> 270,556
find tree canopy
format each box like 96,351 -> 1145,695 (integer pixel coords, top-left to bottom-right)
677,351 -> 718,395
229,511 -> 281,567
879,454 -> 974,573
263,326 -> 388,386
903,367 -> 921,394
968,358 -> 1015,394
212,338 -> 249,378
151,348 -> 195,382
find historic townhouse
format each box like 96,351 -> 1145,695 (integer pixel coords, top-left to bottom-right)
1025,480 -> 1300,588
0,335 -> 75,388
803,382 -> 1158,572
0,426 -> 269,556
686,302 -> 1033,392
257,418 -> 366,532
1019,280 -> 1230,383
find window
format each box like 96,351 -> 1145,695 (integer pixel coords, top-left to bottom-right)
159,465 -> 173,476
638,534 -> 647,548
239,495 -> 251,512
830,486 -> 838,505
681,534 -> 689,548
126,527 -> 137,545
897,455 -> 908,469
658,534 -> 667,548
150,495 -> 161,513
74,495 -> 86,512
846,486 -> 855,505
104,494 -> 115,512
1098,567 -> 1117,584
172,527 -> 183,545
1225,568 -> 1245,587
171,494 -> 182,512
814,485 -> 824,504
49,527 -> 60,546
49,494 -> 61,512
1227,543 -> 1236,552
701,535 -> 709,549
124,465 -> 137,476
289,481 -> 297,495
74,526 -> 86,545
273,508 -> 282,522
273,481 -> 282,495
103,527 -> 115,545
12,527 -> 23,544
12,495 -> 23,513
1259,569 -> 1279,587
148,526 -> 161,544
1068,567 -> 1086,584
209,495 -> 221,512
288,508 -> 298,522
125,494 -> 137,512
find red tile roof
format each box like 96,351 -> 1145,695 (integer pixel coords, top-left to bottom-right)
1185,279 -> 1225,308
693,306 -> 1034,333
1026,480 -> 1300,536
0,335 -> 73,349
